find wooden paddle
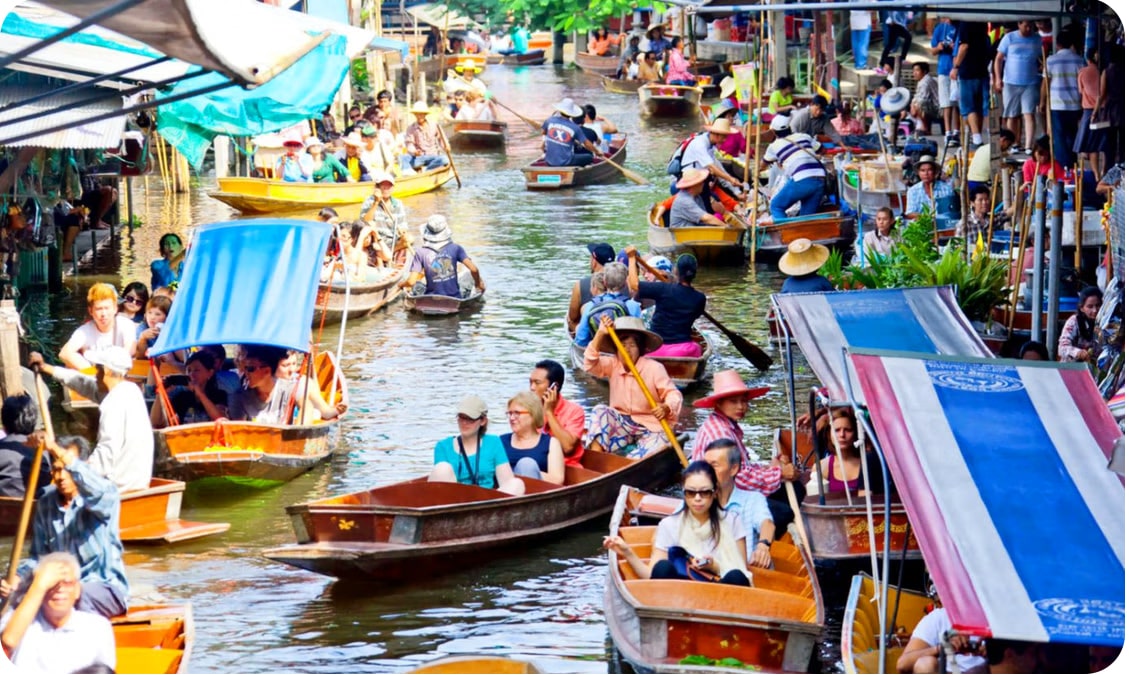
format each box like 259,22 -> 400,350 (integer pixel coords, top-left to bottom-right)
436,124 -> 462,189
601,155 -> 648,186
634,254 -> 773,371
2,370 -> 51,614
492,97 -> 542,132
605,323 -> 688,467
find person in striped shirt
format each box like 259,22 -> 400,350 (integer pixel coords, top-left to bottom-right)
1045,32 -> 1087,169
763,115 -> 828,220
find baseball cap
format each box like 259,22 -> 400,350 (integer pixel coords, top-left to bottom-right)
770,115 -> 791,132
586,242 -> 616,265
456,395 -> 488,419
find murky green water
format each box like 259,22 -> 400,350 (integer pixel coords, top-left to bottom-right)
5,65 -> 850,674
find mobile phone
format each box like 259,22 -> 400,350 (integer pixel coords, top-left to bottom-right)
549,382 -> 559,392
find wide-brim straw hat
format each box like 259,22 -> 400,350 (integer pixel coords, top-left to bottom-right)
409,101 -> 431,115
693,369 -> 770,409
778,238 -> 830,276
594,316 -> 663,356
455,59 -> 483,73
703,117 -> 739,135
647,21 -> 665,33
675,168 -> 710,190
914,154 -> 941,171
719,76 -> 736,100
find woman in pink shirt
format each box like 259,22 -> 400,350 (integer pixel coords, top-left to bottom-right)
712,104 -> 748,159
665,36 -> 695,86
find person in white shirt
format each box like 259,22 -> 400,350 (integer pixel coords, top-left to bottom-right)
896,603 -> 989,674
29,348 -> 153,493
58,283 -> 136,371
849,11 -> 873,71
455,89 -> 497,122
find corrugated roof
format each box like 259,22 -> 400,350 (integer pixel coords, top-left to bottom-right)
0,86 -> 125,148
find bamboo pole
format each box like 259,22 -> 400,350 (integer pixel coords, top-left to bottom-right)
1075,160 -> 1084,269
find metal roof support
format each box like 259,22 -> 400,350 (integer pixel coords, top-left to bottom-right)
0,55 -> 174,114
0,0 -> 147,71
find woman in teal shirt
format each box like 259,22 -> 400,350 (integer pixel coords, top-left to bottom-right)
307,138 -> 349,183
428,396 -> 526,495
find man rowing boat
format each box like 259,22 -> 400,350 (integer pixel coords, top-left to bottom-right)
402,215 -> 485,298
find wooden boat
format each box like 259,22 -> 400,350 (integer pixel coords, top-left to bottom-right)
766,308 -> 793,345
990,306 -> 1075,335
638,84 -> 703,117
0,478 -> 229,544
567,319 -> 714,389
528,31 -> 552,51
601,75 -> 645,95
261,446 -> 681,581
574,50 -> 619,76
209,166 -> 455,214
605,487 -> 825,673
775,428 -> 920,563
647,203 -> 748,265
114,604 -> 194,674
755,211 -> 856,263
404,270 -> 484,316
842,574 -> 931,674
313,252 -> 411,325
444,53 -> 487,71
408,656 -> 541,673
449,119 -> 507,148
501,49 -> 545,66
154,352 -> 347,486
522,134 -> 627,190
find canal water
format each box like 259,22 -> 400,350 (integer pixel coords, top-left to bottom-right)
5,65 -> 864,673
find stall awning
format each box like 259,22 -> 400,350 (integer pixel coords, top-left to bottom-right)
406,3 -> 481,31
771,287 -> 992,402
662,0 -> 1078,21
151,219 -> 333,356
0,85 -> 125,147
852,350 -> 1124,646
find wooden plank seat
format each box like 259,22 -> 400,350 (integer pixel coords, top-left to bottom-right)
623,579 -> 818,623
116,647 -> 183,674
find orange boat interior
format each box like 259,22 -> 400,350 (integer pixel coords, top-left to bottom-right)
113,605 -> 191,675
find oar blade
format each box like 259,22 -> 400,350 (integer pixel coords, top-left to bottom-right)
705,311 -> 773,371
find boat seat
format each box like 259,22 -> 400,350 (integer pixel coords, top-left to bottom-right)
564,465 -> 602,485
115,647 -> 183,675
750,566 -> 813,598
624,579 -> 816,623
342,481 -> 505,507
518,476 -> 560,494
619,526 -> 656,545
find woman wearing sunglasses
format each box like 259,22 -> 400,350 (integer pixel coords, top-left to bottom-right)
226,345 -> 345,424
117,281 -> 149,324
603,461 -> 751,586
429,396 -> 525,495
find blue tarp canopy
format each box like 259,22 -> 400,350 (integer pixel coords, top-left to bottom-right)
151,219 -> 332,356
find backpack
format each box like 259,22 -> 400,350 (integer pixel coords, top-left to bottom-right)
586,296 -> 630,335
666,132 -> 702,177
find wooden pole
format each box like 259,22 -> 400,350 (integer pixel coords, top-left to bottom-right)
605,325 -> 687,467
0,299 -> 22,400
1074,160 -> 1084,269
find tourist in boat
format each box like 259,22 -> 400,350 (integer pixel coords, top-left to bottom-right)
664,36 -> 694,85
0,552 -> 116,673
679,118 -> 744,194
456,89 -> 498,122
584,315 -> 682,458
500,391 -> 566,485
374,89 -> 401,135
402,215 -> 484,298
806,409 -> 887,497
582,104 -> 617,154
626,248 -> 707,358
0,436 -> 129,619
905,155 -> 959,230
357,125 -> 395,176
778,238 -> 834,294
603,461 -> 751,586
227,345 -> 346,424
529,360 -> 586,467
587,27 -> 617,56
541,98 -> 602,168
1059,286 -> 1104,363
636,51 -> 661,83
133,295 -> 186,368
335,135 -> 373,183
896,589 -> 988,674
116,281 -> 148,325
864,207 -> 899,259
321,221 -> 369,283
711,102 -> 748,164
150,232 -> 185,292
306,137 -> 349,183
150,350 -> 228,428
574,262 -> 642,347
957,186 -> 995,253
275,138 -> 313,182
768,76 -> 797,116
428,395 -> 525,495
404,102 -> 451,172
59,284 -> 136,371
643,22 -> 670,56
616,35 -> 641,77
0,394 -> 50,499
787,95 -> 841,144
665,168 -> 727,229
452,60 -> 488,96
567,242 -> 616,333
1019,341 -> 1050,361
201,344 -> 241,400
28,348 -> 152,494
762,116 -> 826,220
703,439 -> 775,569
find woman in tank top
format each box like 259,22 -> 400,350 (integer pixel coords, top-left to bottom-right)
500,391 -> 565,485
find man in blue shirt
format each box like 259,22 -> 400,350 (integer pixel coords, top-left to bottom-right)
778,238 -> 835,294
930,16 -> 959,146
703,439 -> 776,569
541,98 -> 602,167
995,21 -> 1044,154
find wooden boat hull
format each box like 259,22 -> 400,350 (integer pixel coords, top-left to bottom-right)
0,478 -> 229,544
263,447 -> 681,581
314,254 -> 410,325
606,487 -> 825,673
842,574 -> 931,674
647,204 -> 748,265
409,656 -> 541,673
404,271 -> 484,316
501,49 -> 545,66
575,50 -> 619,76
569,321 -> 713,389
450,119 -> 507,147
755,213 -> 856,263
522,135 -> 627,190
638,84 -> 703,117
766,308 -> 794,345
154,352 -> 346,486
209,167 -> 454,213
114,604 -> 194,674
602,76 -> 645,94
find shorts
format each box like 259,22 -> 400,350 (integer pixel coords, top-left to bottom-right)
938,76 -> 955,108
958,77 -> 989,118
1003,83 -> 1040,117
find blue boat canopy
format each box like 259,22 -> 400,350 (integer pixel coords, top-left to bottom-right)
150,219 -> 332,356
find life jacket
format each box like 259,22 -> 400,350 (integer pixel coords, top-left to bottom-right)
586,294 -> 631,334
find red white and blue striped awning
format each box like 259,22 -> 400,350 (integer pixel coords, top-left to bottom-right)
852,350 -> 1125,646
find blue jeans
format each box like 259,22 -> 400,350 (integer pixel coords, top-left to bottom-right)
411,154 -> 449,171
1051,109 -> 1081,168
959,77 -> 990,118
851,28 -> 871,70
771,177 -> 824,219
669,78 -> 696,86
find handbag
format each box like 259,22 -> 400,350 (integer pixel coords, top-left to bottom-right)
1090,102 -> 1111,130
667,546 -> 720,582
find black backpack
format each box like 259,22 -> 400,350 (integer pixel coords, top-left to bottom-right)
666,132 -> 703,177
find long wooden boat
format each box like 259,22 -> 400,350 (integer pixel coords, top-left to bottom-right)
313,248 -> 412,325
605,486 -> 825,673
450,119 -> 507,148
114,604 -> 194,674
408,656 -> 542,673
755,211 -> 856,263
404,270 -> 484,316
209,166 -> 455,214
575,50 -> 619,76
0,478 -> 229,544
153,352 -> 347,486
522,134 -> 627,190
567,319 -> 714,389
63,358 -> 184,411
842,574 -> 931,674
261,446 -> 681,581
647,203 -> 748,265
601,75 -> 646,94
501,49 -> 545,66
638,84 -> 703,117
775,428 -> 920,563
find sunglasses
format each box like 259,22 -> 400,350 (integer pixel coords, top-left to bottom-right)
683,488 -> 715,499
124,295 -> 143,304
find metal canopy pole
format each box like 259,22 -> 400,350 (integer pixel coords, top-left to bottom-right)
0,56 -> 174,113
1046,181 -> 1064,358
0,0 -> 148,71
1031,175 -> 1048,343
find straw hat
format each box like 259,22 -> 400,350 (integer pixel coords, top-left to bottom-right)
914,155 -> 941,171
594,316 -> 663,356
777,238 -> 830,276
675,168 -> 710,190
692,370 -> 770,409
719,76 -> 736,100
554,97 -> 583,118
455,59 -> 482,73
647,21 -> 665,33
409,101 -> 431,115
703,117 -> 739,135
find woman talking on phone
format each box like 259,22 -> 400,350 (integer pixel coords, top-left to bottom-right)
603,461 -> 752,586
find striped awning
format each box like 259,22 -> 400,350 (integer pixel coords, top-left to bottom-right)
0,86 -> 124,148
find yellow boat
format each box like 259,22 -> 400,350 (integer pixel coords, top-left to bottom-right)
842,574 -> 931,674
114,604 -> 194,674
407,656 -> 541,673
646,203 -> 749,265
209,166 -> 455,214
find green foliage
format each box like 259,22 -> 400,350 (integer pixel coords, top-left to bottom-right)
679,655 -> 760,670
350,58 -> 371,98
444,0 -> 509,27
501,0 -> 646,33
